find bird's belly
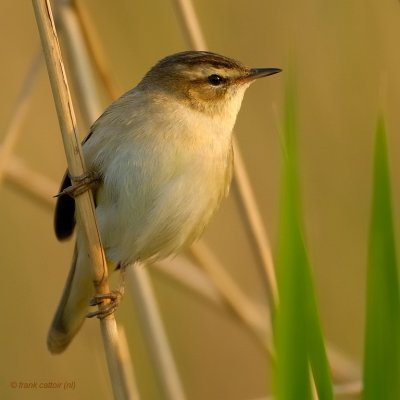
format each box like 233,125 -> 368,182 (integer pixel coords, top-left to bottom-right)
96,145 -> 232,265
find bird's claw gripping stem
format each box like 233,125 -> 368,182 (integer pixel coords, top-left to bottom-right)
55,172 -> 100,198
86,289 -> 124,319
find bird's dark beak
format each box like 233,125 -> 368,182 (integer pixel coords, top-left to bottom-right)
248,68 -> 282,80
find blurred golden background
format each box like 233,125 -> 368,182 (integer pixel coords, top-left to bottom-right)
1,0 -> 400,399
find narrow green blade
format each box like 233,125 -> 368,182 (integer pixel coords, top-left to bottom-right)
362,115 -> 400,400
274,69 -> 333,400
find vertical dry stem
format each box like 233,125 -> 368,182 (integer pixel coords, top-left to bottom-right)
127,267 -> 187,400
171,0 -> 207,50
171,0 -> 278,308
31,1 -> 131,398
57,2 -> 101,126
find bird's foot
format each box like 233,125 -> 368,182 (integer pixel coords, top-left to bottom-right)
55,172 -> 100,198
87,264 -> 127,319
86,288 -> 124,319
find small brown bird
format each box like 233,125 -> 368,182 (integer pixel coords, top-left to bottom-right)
48,51 -> 280,353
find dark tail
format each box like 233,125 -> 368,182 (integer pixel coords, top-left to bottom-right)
47,245 -> 93,353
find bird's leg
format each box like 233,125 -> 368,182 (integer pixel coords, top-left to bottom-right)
55,171 -> 101,198
86,264 -> 127,319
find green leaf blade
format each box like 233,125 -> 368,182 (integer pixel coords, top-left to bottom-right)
274,68 -> 333,400
363,115 -> 400,400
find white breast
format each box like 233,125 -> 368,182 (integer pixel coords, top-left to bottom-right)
85,93 -> 234,265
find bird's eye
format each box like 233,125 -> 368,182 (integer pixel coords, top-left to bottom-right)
207,74 -> 225,86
